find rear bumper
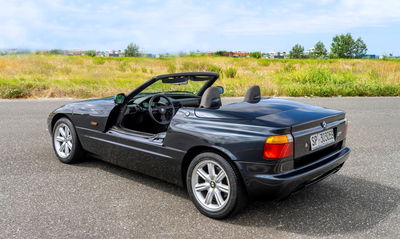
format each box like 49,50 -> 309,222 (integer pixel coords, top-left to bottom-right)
235,147 -> 351,199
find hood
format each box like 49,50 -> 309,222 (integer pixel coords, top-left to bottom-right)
71,96 -> 116,116
74,96 -> 115,104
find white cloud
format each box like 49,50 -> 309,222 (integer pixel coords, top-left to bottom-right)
0,0 -> 399,51
218,0 -> 400,35
0,0 -> 45,48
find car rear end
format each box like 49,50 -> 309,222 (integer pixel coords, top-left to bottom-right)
233,106 -> 350,200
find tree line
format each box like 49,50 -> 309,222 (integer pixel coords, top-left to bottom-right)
49,33 -> 369,59
82,43 -> 140,57
289,33 -> 367,59
122,33 -> 368,59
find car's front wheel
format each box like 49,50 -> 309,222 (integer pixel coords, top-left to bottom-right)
52,117 -> 85,164
186,152 -> 247,219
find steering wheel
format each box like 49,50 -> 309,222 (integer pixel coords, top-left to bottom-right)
148,94 -> 176,125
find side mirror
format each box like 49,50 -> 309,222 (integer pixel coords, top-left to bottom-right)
114,93 -> 126,104
216,86 -> 224,95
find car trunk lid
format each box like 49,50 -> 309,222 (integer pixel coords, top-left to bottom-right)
289,114 -> 346,160
218,98 -> 347,162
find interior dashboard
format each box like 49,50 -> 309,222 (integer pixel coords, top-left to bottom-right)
127,93 -> 201,113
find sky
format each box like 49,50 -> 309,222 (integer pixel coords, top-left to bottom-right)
0,0 -> 399,55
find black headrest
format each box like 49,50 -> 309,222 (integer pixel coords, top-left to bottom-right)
199,86 -> 222,109
244,85 -> 261,103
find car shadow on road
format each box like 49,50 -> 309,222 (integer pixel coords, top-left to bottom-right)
226,174 -> 400,236
76,157 -> 189,199
76,158 -> 399,237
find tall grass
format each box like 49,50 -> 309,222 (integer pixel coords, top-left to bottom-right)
0,54 -> 399,98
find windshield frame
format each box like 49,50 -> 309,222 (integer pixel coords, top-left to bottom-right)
124,72 -> 219,103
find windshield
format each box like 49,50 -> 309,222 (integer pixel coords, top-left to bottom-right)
140,77 -> 209,95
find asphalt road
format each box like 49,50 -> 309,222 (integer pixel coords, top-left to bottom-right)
0,97 -> 399,239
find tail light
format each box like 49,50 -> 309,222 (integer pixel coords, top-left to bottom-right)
263,134 -> 293,159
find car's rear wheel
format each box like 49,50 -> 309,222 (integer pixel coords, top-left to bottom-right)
52,117 -> 84,164
186,152 -> 247,219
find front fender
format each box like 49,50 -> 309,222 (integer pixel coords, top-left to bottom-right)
47,103 -> 75,134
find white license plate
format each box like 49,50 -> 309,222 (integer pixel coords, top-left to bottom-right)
310,129 -> 335,150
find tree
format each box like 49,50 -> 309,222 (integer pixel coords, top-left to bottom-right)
310,41 -> 327,58
353,38 -> 367,58
85,50 -> 96,57
124,43 -> 140,57
289,44 -> 305,58
214,51 -> 228,56
49,49 -> 63,55
330,33 -> 367,58
249,51 -> 262,58
381,53 -> 393,59
330,34 -> 354,58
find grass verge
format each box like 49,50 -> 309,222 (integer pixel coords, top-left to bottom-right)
0,55 -> 399,98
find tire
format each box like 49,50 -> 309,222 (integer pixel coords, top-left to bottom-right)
186,152 -> 247,219
52,117 -> 85,164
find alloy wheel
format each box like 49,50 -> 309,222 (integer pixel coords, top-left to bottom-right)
191,160 -> 230,212
54,123 -> 73,158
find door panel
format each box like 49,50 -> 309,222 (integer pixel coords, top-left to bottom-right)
97,129 -> 185,185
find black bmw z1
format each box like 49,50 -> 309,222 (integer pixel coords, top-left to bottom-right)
48,72 -> 350,219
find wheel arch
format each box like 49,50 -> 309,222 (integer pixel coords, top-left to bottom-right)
51,113 -> 72,133
181,145 -> 245,191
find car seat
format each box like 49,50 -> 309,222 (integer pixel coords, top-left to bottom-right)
244,85 -> 261,103
199,86 -> 222,109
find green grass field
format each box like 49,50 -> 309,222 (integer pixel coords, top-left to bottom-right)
0,54 -> 399,98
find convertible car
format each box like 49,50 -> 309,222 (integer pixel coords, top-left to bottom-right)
48,72 -> 350,219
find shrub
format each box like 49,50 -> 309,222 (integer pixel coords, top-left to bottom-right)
249,52 -> 262,59
48,49 -> 63,55
282,64 -> 296,72
85,50 -> 96,57
0,82 -> 40,98
117,62 -> 128,72
224,67 -> 237,78
39,62 -> 56,75
167,64 -> 176,73
214,51 -> 228,56
206,64 -> 223,74
0,86 -> 27,98
258,59 -> 271,67
60,66 -> 72,74
92,57 -> 105,65
181,62 -> 195,71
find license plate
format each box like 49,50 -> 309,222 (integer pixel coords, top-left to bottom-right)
310,129 -> 335,150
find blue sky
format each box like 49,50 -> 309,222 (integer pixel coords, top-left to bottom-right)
0,0 -> 399,55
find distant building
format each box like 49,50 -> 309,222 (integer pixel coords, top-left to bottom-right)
362,54 -> 379,59
262,53 -> 271,58
264,52 -> 287,59
263,51 -> 289,59
97,51 -> 108,57
231,52 -> 249,57
66,50 -> 85,56
108,50 -> 122,57
209,51 -> 249,57
145,53 -> 159,58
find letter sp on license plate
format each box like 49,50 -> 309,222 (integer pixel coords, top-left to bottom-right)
310,129 -> 335,150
